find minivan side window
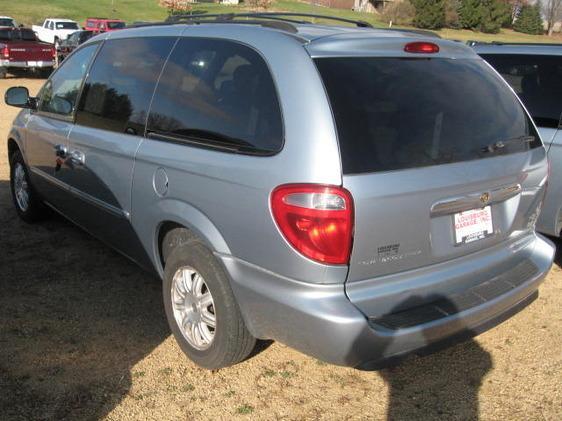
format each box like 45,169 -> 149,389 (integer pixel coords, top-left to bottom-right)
480,54 -> 562,128
76,37 -> 176,136
38,44 -> 98,116
147,38 -> 283,155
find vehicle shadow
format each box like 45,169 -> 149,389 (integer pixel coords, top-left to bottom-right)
364,296 -> 494,420
0,181 -> 169,420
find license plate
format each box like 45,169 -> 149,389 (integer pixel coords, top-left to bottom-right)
27,61 -> 38,66
453,206 -> 493,245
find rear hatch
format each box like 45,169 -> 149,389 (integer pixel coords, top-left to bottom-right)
6,41 -> 53,62
311,40 -> 547,288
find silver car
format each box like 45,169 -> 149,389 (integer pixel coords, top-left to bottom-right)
472,43 -> 562,239
5,14 -> 555,370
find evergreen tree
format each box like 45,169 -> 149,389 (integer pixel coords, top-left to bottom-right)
412,0 -> 446,29
458,0 -> 484,29
480,0 -> 511,33
514,4 -> 544,34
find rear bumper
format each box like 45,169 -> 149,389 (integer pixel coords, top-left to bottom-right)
0,60 -> 54,69
220,233 -> 554,368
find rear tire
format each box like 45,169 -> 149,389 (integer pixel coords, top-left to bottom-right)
0,67 -> 7,79
9,150 -> 47,223
163,230 -> 256,369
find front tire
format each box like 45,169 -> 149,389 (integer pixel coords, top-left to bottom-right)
9,150 -> 47,223
163,231 -> 256,369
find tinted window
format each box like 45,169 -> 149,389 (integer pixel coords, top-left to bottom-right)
148,38 -> 283,155
19,29 -> 37,41
480,54 -> 562,128
79,31 -> 93,43
76,37 -> 175,135
0,18 -> 15,27
39,44 -> 98,116
56,22 -> 79,30
315,57 -> 539,174
107,21 -> 126,29
0,29 -> 13,41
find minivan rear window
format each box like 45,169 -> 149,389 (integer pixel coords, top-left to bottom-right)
315,57 -> 539,174
479,54 -> 562,129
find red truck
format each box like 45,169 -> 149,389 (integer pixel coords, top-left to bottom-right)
0,27 -> 55,78
84,17 -> 126,34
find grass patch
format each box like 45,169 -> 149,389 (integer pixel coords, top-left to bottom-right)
182,383 -> 195,392
263,369 -> 276,378
236,404 -> 254,415
280,370 -> 294,379
158,367 -> 173,376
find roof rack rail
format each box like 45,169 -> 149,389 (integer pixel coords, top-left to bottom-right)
467,40 -> 562,47
165,12 -> 373,28
129,16 -> 299,33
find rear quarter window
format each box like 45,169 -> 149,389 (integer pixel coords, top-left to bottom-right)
315,57 -> 539,174
147,38 -> 283,155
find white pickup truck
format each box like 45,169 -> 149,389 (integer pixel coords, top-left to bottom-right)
32,18 -> 79,45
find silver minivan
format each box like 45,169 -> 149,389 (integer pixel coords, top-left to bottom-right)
5,14 -> 555,370
472,42 -> 562,239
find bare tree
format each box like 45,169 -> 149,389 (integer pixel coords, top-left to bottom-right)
543,0 -> 562,35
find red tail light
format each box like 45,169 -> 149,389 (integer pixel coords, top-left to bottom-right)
271,184 -> 354,265
404,42 -> 440,54
1,45 -> 9,59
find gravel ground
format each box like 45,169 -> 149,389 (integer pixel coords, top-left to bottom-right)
0,78 -> 561,421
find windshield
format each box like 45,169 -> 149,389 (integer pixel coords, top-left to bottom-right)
480,54 -> 562,128
107,21 -> 125,29
0,18 -> 15,27
315,57 -> 539,174
56,22 -> 79,30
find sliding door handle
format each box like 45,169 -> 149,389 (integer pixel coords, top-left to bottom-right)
69,150 -> 85,166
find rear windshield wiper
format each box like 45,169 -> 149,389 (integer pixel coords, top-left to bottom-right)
480,135 -> 535,153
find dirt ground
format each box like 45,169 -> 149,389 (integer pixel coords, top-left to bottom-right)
0,77 -> 560,421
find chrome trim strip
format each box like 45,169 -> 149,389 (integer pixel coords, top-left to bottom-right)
430,184 -> 522,217
0,60 -> 54,68
29,167 -> 130,220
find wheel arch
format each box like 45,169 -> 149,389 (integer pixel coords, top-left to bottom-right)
7,137 -> 20,161
150,200 -> 232,276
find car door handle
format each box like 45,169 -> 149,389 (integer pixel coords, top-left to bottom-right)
54,144 -> 68,158
69,150 -> 85,166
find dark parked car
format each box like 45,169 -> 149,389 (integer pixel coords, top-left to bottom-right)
0,27 -> 55,78
57,30 -> 95,63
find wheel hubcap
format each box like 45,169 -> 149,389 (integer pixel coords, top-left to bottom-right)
13,163 -> 30,212
171,266 -> 216,350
